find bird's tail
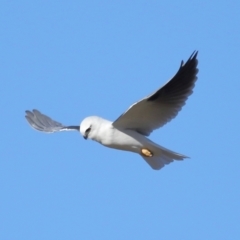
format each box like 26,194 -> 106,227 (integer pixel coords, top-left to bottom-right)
142,141 -> 188,170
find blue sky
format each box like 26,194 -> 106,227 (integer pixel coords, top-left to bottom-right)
1,1 -> 240,239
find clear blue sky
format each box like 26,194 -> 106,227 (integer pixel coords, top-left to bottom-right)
1,1 -> 240,239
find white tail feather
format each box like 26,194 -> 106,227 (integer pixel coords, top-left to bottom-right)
142,143 -> 188,170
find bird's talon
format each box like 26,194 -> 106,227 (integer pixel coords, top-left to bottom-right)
141,148 -> 153,157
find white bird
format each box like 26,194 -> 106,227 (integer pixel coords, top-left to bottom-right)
25,51 -> 198,170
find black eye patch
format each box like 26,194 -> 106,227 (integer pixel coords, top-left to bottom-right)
85,127 -> 91,135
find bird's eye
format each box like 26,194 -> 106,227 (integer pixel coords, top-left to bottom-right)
84,127 -> 91,139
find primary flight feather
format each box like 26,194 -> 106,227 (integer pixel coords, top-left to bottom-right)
25,51 -> 198,170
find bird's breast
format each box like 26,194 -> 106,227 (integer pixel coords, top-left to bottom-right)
99,127 -> 145,153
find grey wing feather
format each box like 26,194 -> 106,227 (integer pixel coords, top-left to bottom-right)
25,109 -> 79,133
113,51 -> 198,136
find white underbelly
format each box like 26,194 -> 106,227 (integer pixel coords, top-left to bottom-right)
100,128 -> 146,153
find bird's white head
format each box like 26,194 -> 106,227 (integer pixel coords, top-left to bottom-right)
80,116 -> 103,140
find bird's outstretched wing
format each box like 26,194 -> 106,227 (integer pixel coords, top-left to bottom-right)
25,109 -> 79,133
113,51 -> 198,136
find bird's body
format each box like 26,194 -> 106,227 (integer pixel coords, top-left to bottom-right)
80,116 -> 142,152
80,116 -> 187,169
25,51 -> 198,170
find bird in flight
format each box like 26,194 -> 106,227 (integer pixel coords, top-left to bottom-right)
25,51 -> 198,170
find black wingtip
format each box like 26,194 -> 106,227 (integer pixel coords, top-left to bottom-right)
180,51 -> 198,67
190,50 -> 198,60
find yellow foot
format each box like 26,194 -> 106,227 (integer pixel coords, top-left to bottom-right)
141,148 -> 153,157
